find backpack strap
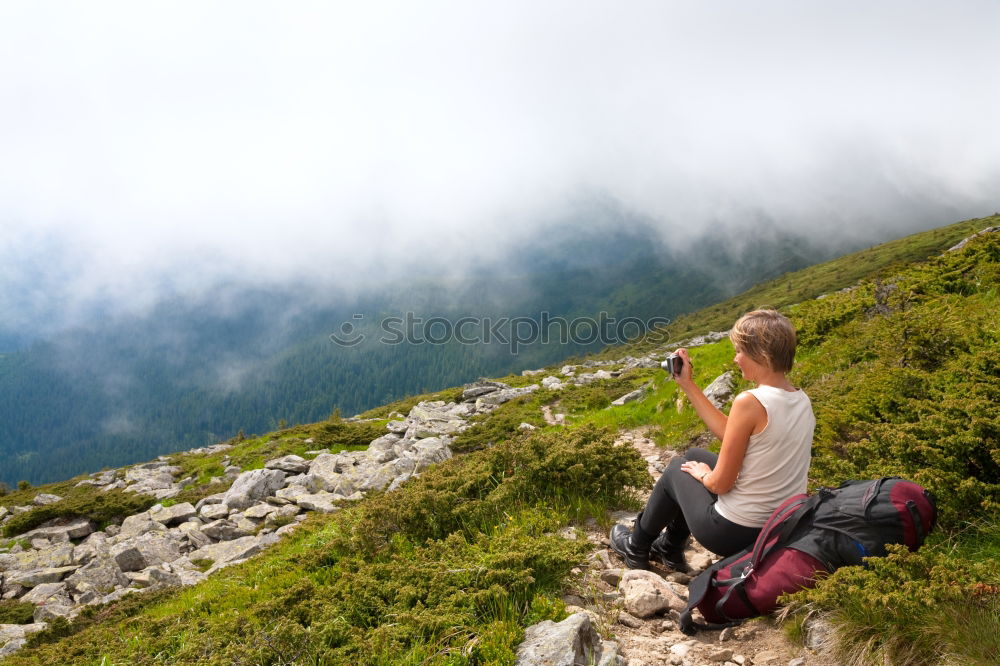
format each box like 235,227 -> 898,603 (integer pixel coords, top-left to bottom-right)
679,494 -> 821,634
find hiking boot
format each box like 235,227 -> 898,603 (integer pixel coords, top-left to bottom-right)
609,524 -> 652,570
650,532 -> 689,573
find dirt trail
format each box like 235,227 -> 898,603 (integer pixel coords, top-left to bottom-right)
563,428 -> 837,666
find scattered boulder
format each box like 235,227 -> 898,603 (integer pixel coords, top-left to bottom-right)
31,493 -> 63,506
702,371 -> 735,409
199,504 -> 230,521
222,469 -> 286,510
611,387 -> 647,406
265,455 -> 310,474
149,503 -> 197,526
515,612 -> 620,666
7,566 -> 79,588
19,582 -> 67,605
948,226 -> 1000,252
188,533 -> 280,574
619,569 -> 686,618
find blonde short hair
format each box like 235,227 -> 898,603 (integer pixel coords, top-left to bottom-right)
730,309 -> 797,373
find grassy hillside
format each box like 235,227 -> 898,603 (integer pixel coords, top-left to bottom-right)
2,214 -> 998,665
612,215 -> 991,354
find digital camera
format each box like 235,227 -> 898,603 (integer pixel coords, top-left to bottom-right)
661,353 -> 683,376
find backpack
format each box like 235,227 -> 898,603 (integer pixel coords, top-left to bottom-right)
679,476 -> 937,635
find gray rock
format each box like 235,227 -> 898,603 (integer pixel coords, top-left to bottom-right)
702,371 -> 736,409
110,532 -> 184,572
600,568 -> 626,587
264,455 -> 310,474
617,611 -> 643,628
461,385 -> 500,400
195,493 -> 227,510
130,566 -> 182,589
620,569 -> 686,618
804,616 -> 834,652
295,492 -> 341,513
64,556 -> 129,597
33,599 -> 76,622
31,493 -> 63,506
0,506 -> 8,521
188,533 -> 280,574
611,388 -> 647,406
474,386 -> 539,409
7,566 -> 79,588
17,517 -> 95,542
0,638 -> 27,659
149,502 -> 197,526
541,375 -> 564,389
119,512 -> 166,540
199,504 -> 230,521
411,437 -> 452,469
243,503 -> 278,520
516,612 -> 619,666
948,226 -> 1000,252
201,519 -> 250,541
222,469 -> 286,510
72,533 -> 110,566
275,485 -> 321,504
264,505 -> 301,527
20,581 -> 67,604
367,434 -> 401,463
176,523 -> 212,550
386,419 -> 409,434
10,542 -> 76,571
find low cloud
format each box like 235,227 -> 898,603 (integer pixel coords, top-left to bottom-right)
1,1 -> 998,335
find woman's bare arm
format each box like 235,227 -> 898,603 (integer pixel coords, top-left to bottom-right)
680,391 -> 766,494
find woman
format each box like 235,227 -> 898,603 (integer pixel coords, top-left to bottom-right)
610,309 -> 815,571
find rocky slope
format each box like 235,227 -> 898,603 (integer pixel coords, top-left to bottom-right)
0,344 -> 703,660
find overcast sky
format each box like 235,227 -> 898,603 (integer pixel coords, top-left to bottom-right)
2,1 -> 998,331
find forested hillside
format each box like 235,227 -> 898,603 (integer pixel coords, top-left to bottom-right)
1,221 -> 851,487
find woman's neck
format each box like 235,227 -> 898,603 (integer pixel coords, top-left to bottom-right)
754,371 -> 796,392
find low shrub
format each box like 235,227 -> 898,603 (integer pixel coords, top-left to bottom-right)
782,542 -> 1000,665
0,600 -> 35,624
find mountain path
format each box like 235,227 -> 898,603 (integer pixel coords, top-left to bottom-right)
564,428 -> 837,666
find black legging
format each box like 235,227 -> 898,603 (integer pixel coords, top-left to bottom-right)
638,448 -> 761,557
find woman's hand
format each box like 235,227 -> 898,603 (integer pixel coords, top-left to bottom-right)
681,460 -> 711,483
674,348 -> 695,387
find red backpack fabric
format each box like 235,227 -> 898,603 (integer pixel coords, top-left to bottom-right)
679,477 -> 936,634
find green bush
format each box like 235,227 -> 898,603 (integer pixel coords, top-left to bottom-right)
790,234 -> 1000,528
344,424 -> 647,553
0,600 -> 35,624
782,543 -> 1000,665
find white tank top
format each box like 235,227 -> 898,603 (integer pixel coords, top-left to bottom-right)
714,385 -> 815,528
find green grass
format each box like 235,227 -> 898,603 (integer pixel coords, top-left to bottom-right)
611,214 -> 996,356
